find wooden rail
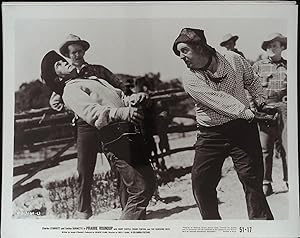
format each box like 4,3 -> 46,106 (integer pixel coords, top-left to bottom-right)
14,89 -> 195,152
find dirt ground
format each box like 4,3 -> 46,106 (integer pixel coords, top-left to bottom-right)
92,132 -> 289,220
13,131 -> 289,220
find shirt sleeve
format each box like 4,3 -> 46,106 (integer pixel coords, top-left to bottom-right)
94,65 -> 126,92
62,83 -> 113,130
241,57 -> 266,107
183,70 -> 253,120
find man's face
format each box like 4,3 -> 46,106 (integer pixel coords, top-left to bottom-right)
176,43 -> 206,69
54,60 -> 77,82
68,44 -> 85,67
224,39 -> 235,50
266,40 -> 284,57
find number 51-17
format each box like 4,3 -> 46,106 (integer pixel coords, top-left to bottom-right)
239,227 -> 252,232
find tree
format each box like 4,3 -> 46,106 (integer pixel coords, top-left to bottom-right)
15,80 -> 52,113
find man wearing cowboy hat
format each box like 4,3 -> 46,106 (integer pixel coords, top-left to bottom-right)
48,34 -> 153,219
41,50 -> 156,220
220,33 -> 245,58
59,34 -> 126,88
252,32 -> 288,196
172,27 -> 275,220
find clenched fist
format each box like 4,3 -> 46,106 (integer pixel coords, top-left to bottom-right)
113,107 -> 144,125
129,107 -> 144,125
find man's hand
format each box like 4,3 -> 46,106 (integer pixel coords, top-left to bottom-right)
258,103 -> 278,115
130,92 -> 150,106
49,92 -> 64,112
252,111 -> 278,127
113,107 -> 144,125
129,107 -> 144,125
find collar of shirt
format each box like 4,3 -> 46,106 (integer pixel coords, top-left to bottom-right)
76,62 -> 88,73
195,52 -> 228,83
262,57 -> 287,68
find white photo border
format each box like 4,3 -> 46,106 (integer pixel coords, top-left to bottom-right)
2,2 -> 299,238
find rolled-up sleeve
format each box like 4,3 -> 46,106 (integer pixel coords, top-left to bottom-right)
62,84 -> 112,130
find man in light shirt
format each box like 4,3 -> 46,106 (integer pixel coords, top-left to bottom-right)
172,28 -> 276,220
48,34 -> 130,219
41,50 -> 156,220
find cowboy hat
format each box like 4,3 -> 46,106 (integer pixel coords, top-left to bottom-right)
172,28 -> 216,56
261,33 -> 287,51
220,33 -> 239,47
59,34 -> 90,58
41,50 -> 67,95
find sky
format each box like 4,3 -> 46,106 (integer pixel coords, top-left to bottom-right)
13,5 -> 289,91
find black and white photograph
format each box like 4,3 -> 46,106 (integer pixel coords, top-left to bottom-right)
2,2 -> 299,238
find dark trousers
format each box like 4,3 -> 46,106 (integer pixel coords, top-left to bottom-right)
103,132 -> 156,220
77,119 -> 100,213
77,119 -> 155,219
105,151 -> 156,219
193,119 -> 274,220
259,102 -> 288,183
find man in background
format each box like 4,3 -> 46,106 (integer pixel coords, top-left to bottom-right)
220,33 -> 245,58
252,33 -> 288,196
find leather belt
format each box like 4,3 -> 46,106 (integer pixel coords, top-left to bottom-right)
98,121 -> 141,146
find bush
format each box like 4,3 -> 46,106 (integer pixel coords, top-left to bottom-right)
45,171 -> 120,218
15,80 -> 52,113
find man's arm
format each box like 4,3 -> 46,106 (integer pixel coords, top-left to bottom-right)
93,65 -> 126,92
242,58 -> 266,107
63,83 -> 143,129
62,84 -> 111,129
184,70 -> 254,120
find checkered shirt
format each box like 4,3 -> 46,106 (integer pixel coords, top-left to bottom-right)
252,57 -> 287,101
182,51 -> 265,127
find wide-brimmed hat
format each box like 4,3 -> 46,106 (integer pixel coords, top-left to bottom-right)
261,32 -> 287,51
59,34 -> 90,58
172,28 -> 216,56
220,33 -> 239,47
41,50 -> 67,95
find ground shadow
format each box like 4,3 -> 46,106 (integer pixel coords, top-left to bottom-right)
158,166 -> 192,185
158,195 -> 182,204
13,153 -> 76,176
274,189 -> 289,195
13,179 -> 42,200
146,204 -> 198,219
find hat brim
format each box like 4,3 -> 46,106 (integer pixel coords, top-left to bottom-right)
220,35 -> 239,47
59,40 -> 90,57
261,37 -> 287,51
